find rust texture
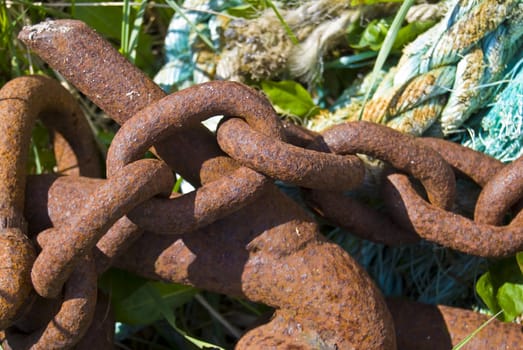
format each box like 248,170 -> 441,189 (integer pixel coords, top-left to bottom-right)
103,80 -> 286,235
387,298 -> 523,349
305,189 -> 421,245
0,75 -> 100,330
99,72 -> 394,347
2,18 -> 520,349
105,80 -> 284,176
32,159 -> 174,298
18,19 -> 220,185
0,75 -> 100,221
75,292 -> 115,350
418,137 -> 504,187
281,120 -> 319,148
114,185 -> 396,350
383,172 -> 523,257
217,118 -> 365,190
0,229 -> 34,330
314,121 -> 456,209
475,156 -> 523,225
1,253 -> 97,350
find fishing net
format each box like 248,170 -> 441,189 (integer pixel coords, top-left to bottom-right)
154,0 -> 522,308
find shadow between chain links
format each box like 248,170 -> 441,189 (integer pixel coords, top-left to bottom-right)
383,138 -> 523,258
0,75 -> 102,349
18,19 -> 396,349
14,17 -> 523,349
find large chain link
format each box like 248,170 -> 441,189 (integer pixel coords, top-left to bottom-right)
0,18 -> 520,350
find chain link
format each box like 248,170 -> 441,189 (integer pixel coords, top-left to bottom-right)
0,17 -> 520,350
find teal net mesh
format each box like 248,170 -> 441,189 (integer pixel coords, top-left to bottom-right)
460,58 -> 523,162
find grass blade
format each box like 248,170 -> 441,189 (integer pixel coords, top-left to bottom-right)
452,310 -> 504,350
359,0 -> 415,120
121,0 -> 131,57
164,0 -> 216,52
144,284 -> 225,350
265,0 -> 298,45
128,0 -> 147,63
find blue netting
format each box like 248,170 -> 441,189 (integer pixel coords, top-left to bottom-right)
461,58 -> 523,162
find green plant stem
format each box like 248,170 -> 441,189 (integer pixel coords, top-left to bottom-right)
164,0 -> 216,52
359,0 -> 415,120
128,0 -> 147,63
265,0 -> 298,45
452,310 -> 504,349
121,0 -> 131,58
194,294 -> 242,339
145,285 -> 225,350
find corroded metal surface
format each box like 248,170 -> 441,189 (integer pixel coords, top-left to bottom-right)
0,18 -> 519,350
0,229 -> 34,330
281,120 -> 319,148
32,159 -> 174,298
418,137 -> 504,187
1,254 -> 97,350
217,117 -> 365,190
103,80 -> 283,235
383,172 -> 523,257
0,75 -> 100,331
75,292 -> 115,350
315,121 -> 456,209
305,189 -> 421,245
475,156 -> 523,225
387,298 -> 523,349
18,19 -> 220,186
114,185 -> 397,350
0,75 -> 100,221
104,80 -> 284,177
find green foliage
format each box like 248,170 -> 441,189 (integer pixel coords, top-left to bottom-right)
260,80 -> 319,119
347,18 -> 434,52
263,0 -> 298,44
226,0 -> 297,43
348,18 -> 390,51
226,4 -> 260,19
517,251 -> 523,273
359,0 -> 415,120
73,0 -> 157,74
145,286 -> 225,349
394,20 -> 435,50
99,268 -> 198,326
325,51 -> 378,69
0,0 -> 61,84
73,0 -> 123,41
28,122 -> 56,174
476,255 -> 523,321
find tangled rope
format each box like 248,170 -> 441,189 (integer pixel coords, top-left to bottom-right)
310,0 -> 523,138
461,58 -> 523,161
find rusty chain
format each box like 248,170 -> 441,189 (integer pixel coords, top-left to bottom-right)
0,19 -> 520,349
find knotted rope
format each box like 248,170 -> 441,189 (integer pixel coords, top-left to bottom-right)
309,0 -> 523,142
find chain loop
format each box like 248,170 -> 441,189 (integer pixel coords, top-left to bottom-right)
217,117 -> 365,190
313,121 -> 456,209
0,75 -> 100,330
383,171 -> 523,257
475,156 -> 523,225
105,80 -> 281,235
31,159 -> 173,298
305,189 -> 421,245
1,239 -> 96,350
7,17 -> 522,350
